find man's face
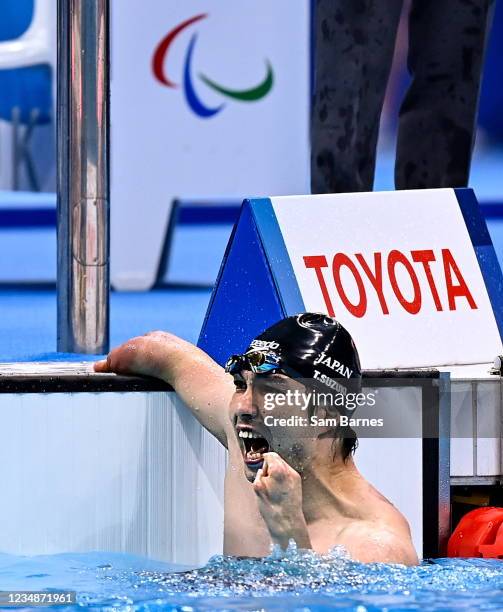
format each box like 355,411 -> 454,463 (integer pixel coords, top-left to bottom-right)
229,369 -> 320,482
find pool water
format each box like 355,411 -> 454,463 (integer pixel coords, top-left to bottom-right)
0,546 -> 502,611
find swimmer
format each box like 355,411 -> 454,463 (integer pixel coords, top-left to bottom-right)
95,313 -> 418,565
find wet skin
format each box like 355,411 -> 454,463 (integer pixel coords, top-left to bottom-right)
95,331 -> 418,564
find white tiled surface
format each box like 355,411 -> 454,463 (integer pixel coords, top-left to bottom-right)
0,361 -> 94,376
450,383 -> 475,477
0,392 -> 226,565
450,379 -> 502,478
476,382 -> 502,476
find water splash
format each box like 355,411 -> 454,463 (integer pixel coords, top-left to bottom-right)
0,548 -> 501,611
90,545 -> 503,611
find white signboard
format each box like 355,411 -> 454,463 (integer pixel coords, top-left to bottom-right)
111,1 -> 310,289
271,189 -> 503,369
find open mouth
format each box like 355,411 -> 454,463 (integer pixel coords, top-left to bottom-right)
237,428 -> 270,469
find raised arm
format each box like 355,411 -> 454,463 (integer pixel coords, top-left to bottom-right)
94,331 -> 235,446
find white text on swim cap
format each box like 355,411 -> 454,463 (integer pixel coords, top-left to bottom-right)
313,352 -> 353,378
313,370 -> 348,395
249,340 -> 280,351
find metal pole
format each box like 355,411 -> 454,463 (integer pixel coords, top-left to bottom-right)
57,0 -> 110,354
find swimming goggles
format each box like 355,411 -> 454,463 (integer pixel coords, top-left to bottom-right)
225,350 -> 283,375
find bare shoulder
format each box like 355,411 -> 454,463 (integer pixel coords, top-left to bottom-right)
337,520 -> 419,565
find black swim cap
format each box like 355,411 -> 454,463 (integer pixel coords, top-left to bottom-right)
245,313 -> 361,395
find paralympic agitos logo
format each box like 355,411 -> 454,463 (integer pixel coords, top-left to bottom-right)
152,14 -> 274,118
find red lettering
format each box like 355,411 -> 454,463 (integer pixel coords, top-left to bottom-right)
303,255 -> 335,316
304,248 -> 477,318
442,249 -> 477,310
333,253 -> 367,318
387,250 -> 422,314
411,250 -> 443,311
355,253 -> 389,315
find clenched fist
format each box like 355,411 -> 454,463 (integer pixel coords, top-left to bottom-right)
253,452 -> 311,550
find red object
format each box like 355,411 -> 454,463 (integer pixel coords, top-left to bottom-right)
302,248 -> 477,319
448,507 -> 503,559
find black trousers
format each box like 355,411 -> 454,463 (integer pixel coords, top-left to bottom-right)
311,0 -> 494,193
